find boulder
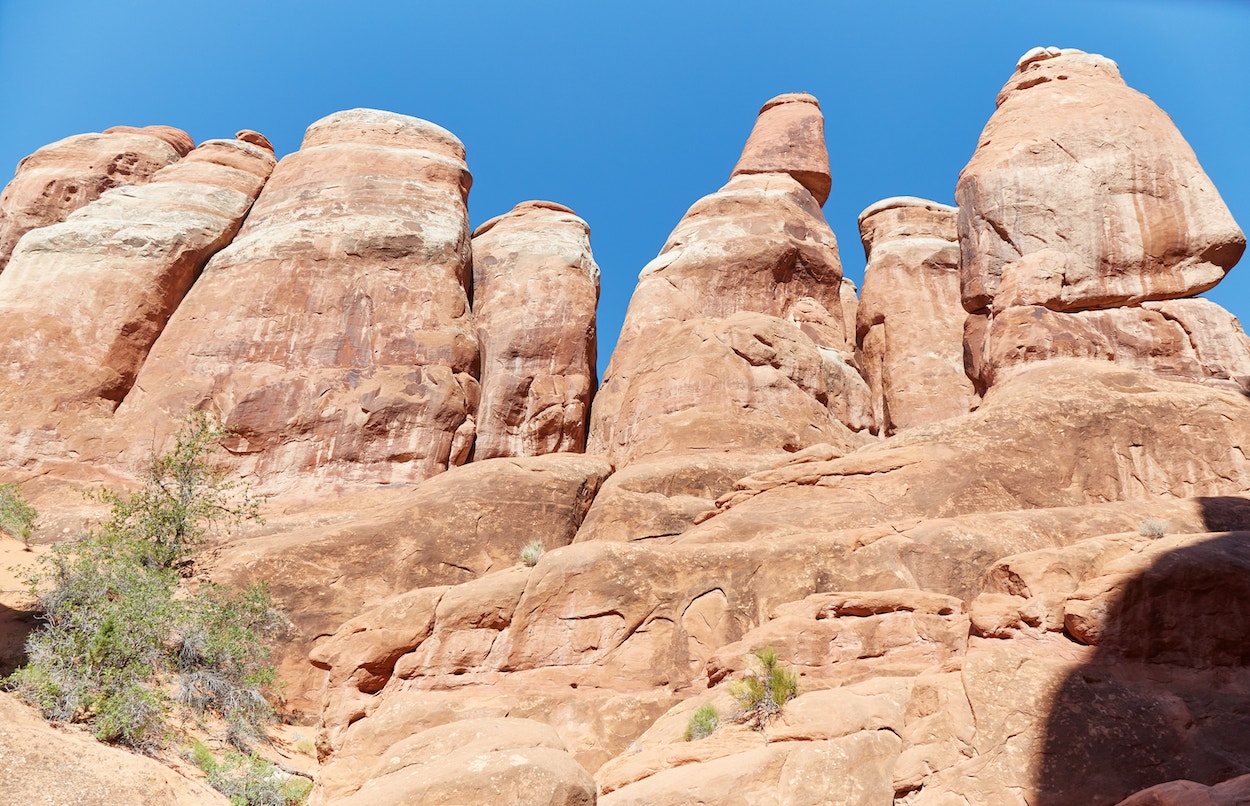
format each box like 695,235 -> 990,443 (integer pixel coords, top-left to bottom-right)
856,197 -> 976,433
472,200 -> 599,459
957,48 -> 1244,314
116,109 -> 477,494
0,125 -> 191,273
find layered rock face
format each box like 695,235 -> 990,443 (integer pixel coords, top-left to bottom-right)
0,125 -> 193,274
0,136 -> 275,427
856,197 -> 976,433
117,109 -> 478,492
472,200 -> 599,459
958,48 -> 1247,391
588,93 -> 870,471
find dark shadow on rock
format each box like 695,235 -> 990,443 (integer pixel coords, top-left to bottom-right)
0,600 -> 37,677
1034,498 -> 1250,805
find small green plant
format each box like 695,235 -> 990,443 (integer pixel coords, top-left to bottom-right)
6,413 -> 281,753
684,703 -> 720,741
520,540 -> 544,567
729,648 -> 798,730
0,482 -> 37,545
95,410 -> 260,572
1138,518 -> 1168,538
189,740 -> 312,806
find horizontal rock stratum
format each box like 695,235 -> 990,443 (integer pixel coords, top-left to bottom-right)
0,46 -> 1248,806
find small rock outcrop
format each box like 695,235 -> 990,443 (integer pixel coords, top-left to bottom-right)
472,200 -> 599,459
958,48 -> 1247,391
0,136 -> 275,429
856,197 -> 976,434
117,109 -> 478,493
0,125 -> 193,274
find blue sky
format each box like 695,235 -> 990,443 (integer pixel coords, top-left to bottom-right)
2,1 -> 1247,377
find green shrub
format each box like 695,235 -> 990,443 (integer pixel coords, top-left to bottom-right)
684,703 -> 720,741
0,482 -> 37,544
6,413 -> 281,752
520,540 -> 544,567
95,410 -> 259,571
1138,518 -> 1168,538
189,740 -> 312,806
729,648 -> 798,729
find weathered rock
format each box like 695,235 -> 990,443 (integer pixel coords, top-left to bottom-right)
0,127 -> 192,276
589,98 -> 860,467
1116,775 -> 1250,806
696,361 -> 1250,536
730,92 -> 832,206
589,312 -> 873,469
117,109 -> 477,494
967,300 -> 1250,393
218,453 -> 610,716
573,452 -> 772,543
957,48 -> 1244,314
856,197 -> 976,433
310,717 -> 596,806
472,200 -> 599,459
0,692 -> 228,805
0,137 -> 275,428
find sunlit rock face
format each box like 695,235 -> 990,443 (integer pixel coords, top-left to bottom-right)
0,125 -> 193,275
957,47 -> 1247,392
589,92 -> 870,473
856,196 -> 977,434
117,109 -> 478,494
0,136 -> 274,438
471,200 -> 599,460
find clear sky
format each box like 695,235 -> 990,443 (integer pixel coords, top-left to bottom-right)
2,1 -> 1247,377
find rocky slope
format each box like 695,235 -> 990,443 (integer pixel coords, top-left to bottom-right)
1,46 -> 1248,806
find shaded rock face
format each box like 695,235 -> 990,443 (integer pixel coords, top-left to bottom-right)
0,137 -> 275,426
0,125 -> 192,274
472,200 -> 599,459
856,197 -> 977,433
117,109 -> 477,493
588,92 -> 867,473
958,48 -> 1247,392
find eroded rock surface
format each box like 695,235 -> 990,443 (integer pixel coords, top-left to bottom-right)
856,197 -> 976,433
472,200 -> 599,459
958,48 -> 1248,393
0,125 -> 192,274
117,109 -> 477,494
0,136 -> 275,447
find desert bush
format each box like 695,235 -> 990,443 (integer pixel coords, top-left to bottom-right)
684,703 -> 720,740
1138,518 -> 1168,538
0,482 -> 37,544
189,741 -> 312,806
520,539 -> 545,567
6,414 -> 282,752
96,410 -> 259,571
729,647 -> 798,729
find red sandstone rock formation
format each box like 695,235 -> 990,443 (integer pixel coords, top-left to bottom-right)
856,197 -> 976,433
0,137 -> 274,436
0,125 -> 192,274
472,200 -> 599,459
730,92 -> 832,206
117,109 -> 478,494
958,48 -> 1248,392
